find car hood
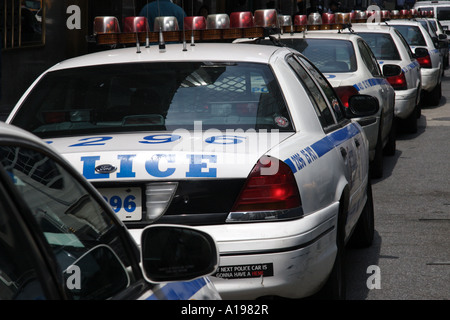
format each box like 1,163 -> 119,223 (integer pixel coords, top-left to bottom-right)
46,131 -> 293,181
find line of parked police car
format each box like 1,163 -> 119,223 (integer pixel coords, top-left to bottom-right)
1,7 -> 446,300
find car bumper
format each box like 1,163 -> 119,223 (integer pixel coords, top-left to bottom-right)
200,203 -> 339,299
394,88 -> 417,119
421,67 -> 440,92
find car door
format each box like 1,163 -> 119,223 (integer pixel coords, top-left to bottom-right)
287,54 -> 365,229
357,39 -> 394,147
0,142 -> 146,300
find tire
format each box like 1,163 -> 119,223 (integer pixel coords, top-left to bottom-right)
402,106 -> 418,134
315,196 -> 347,300
370,126 -> 383,179
349,180 -> 375,248
383,118 -> 396,156
427,82 -> 442,107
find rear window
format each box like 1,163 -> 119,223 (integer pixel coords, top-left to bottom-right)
357,32 -> 401,60
11,62 -> 293,137
271,38 -> 357,73
391,25 -> 427,46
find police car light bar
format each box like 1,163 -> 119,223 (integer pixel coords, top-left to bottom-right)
91,8 -> 434,47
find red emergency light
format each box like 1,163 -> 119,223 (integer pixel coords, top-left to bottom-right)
94,16 -> 120,34
254,9 -> 278,28
230,11 -> 254,28
123,16 -> 149,32
184,16 -> 207,30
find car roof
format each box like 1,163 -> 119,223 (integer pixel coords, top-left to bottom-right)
293,30 -> 362,41
47,42 -> 293,72
350,23 -> 398,34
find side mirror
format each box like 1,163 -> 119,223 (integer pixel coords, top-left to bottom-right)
345,95 -> 379,118
414,47 -> 429,58
382,64 -> 402,77
438,33 -> 447,40
140,225 -> 219,282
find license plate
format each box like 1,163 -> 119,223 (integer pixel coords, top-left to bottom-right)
98,187 -> 142,221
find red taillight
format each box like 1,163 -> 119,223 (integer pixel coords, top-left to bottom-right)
334,86 -> 359,108
231,157 -> 301,212
387,71 -> 408,90
417,53 -> 432,68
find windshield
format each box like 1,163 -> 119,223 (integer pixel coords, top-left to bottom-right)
11,62 -> 293,138
268,38 -> 357,73
357,32 -> 401,60
437,7 -> 450,20
391,25 -> 427,46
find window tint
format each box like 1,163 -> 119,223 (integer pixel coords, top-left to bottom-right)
297,56 -> 345,122
437,7 -> 450,20
11,62 -> 293,138
357,33 -> 401,60
0,145 -> 134,300
0,194 -> 47,299
392,25 -> 427,46
358,40 -> 382,76
282,38 -> 357,73
394,29 -> 415,60
286,56 -> 336,128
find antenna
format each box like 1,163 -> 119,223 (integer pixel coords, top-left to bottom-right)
145,0 -> 150,47
190,0 -> 195,46
182,0 -> 187,51
157,0 -> 165,52
133,0 -> 141,53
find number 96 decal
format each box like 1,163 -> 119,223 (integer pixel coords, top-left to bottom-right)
98,187 -> 142,221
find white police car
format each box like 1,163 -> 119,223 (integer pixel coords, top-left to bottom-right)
413,0 -> 450,32
6,19 -> 378,299
350,23 -> 422,133
243,29 -> 396,178
387,19 -> 444,106
0,122 -> 220,300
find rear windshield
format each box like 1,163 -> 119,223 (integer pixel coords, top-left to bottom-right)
391,25 -> 427,46
357,32 -> 401,60
11,62 -> 293,137
260,38 -> 357,73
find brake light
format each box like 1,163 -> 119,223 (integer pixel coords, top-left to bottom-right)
334,86 -> 359,108
417,52 -> 432,68
387,71 -> 408,90
231,156 -> 301,212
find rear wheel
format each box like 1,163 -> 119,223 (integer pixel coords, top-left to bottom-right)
315,196 -> 347,300
349,180 -> 375,248
427,82 -> 442,107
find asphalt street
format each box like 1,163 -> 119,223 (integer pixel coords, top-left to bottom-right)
345,71 -> 450,300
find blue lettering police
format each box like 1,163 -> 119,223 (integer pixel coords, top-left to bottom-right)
81,154 -> 217,179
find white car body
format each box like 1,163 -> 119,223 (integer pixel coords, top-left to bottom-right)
351,23 -> 422,132
413,1 -> 450,32
245,30 -> 396,178
7,42 -> 375,300
387,19 -> 443,104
